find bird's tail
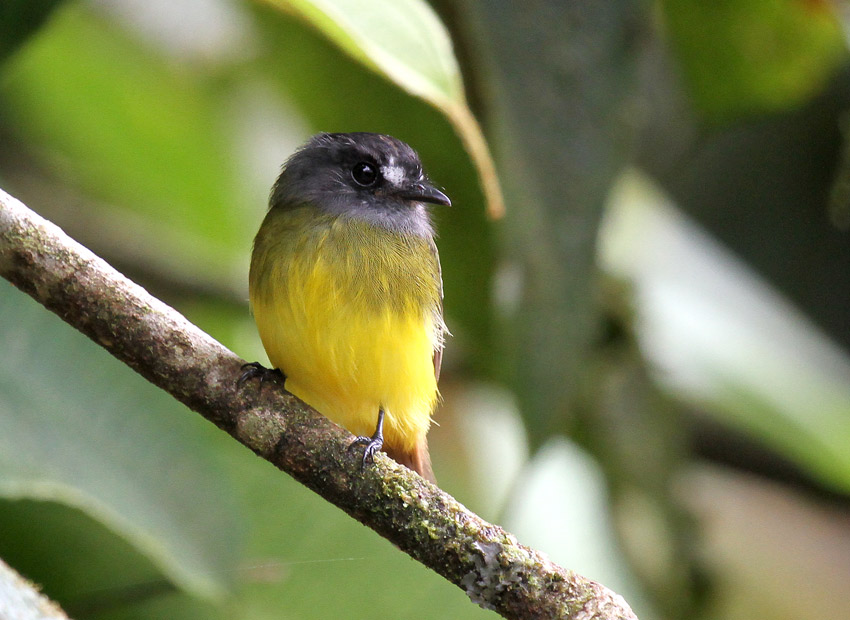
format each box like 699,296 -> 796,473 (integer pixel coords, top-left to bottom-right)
385,437 -> 435,484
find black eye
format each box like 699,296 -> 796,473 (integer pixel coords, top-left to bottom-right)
351,161 -> 379,187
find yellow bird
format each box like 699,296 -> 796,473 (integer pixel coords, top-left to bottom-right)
243,133 -> 450,482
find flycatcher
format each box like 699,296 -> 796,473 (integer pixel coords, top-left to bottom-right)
244,132 -> 450,482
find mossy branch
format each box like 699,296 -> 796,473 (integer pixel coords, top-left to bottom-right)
0,187 -> 637,620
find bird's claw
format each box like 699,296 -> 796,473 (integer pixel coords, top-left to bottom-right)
237,362 -> 285,388
349,434 -> 384,470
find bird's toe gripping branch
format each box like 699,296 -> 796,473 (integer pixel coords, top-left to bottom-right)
237,361 -> 286,388
349,408 -> 385,471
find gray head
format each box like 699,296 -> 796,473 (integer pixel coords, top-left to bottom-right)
270,132 -> 450,237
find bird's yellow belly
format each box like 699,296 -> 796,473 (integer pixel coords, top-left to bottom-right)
251,240 -> 440,453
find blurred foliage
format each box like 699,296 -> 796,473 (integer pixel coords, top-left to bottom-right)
466,0 -> 647,443
1,6 -> 248,262
1,0 -> 850,619
660,0 -> 845,121
603,173 -> 850,495
0,0 -> 64,60
0,286 -> 241,599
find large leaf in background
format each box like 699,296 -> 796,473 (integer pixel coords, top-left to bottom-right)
0,498 -> 219,618
0,4 -> 249,283
0,284 -> 242,599
466,0 -> 647,441
0,0 -> 64,61
637,60 -> 850,359
261,0 -> 504,217
660,0 -> 845,121
601,172 -> 850,493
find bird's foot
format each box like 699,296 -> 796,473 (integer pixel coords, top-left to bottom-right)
349,409 -> 386,471
237,362 -> 285,388
349,433 -> 384,470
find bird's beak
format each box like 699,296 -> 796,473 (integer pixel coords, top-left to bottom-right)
398,183 -> 451,206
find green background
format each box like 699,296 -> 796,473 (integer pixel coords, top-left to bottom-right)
1,1 -> 849,619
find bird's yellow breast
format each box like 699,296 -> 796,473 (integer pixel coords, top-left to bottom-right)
249,207 -> 443,453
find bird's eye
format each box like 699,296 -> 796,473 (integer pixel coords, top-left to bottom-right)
351,162 -> 379,187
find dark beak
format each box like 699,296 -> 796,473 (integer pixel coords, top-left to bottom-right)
398,183 -> 451,206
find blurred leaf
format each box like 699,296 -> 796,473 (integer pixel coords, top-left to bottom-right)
467,0 -> 647,442
636,64 -> 850,358
0,499 -> 198,618
827,113 -> 850,228
272,0 -> 464,102
0,284 -> 242,599
838,0 -> 850,43
501,438 -> 653,618
601,172 -> 850,492
660,0 -> 846,121
684,467 -> 850,620
0,0 -> 64,61
260,0 -> 504,217
0,4 -> 249,262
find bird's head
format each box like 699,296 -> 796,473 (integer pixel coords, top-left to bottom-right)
270,132 -> 450,236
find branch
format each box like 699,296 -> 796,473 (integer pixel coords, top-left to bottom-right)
0,187 -> 637,620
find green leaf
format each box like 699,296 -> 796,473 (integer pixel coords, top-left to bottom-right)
660,0 -> 846,121
260,0 -> 504,217
0,0 -> 65,61
467,1 -> 647,443
602,172 -> 850,492
0,284 -> 242,599
277,0 -> 463,104
0,5 -> 249,258
0,499 -> 186,616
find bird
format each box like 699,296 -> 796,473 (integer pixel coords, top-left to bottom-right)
243,132 -> 450,482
